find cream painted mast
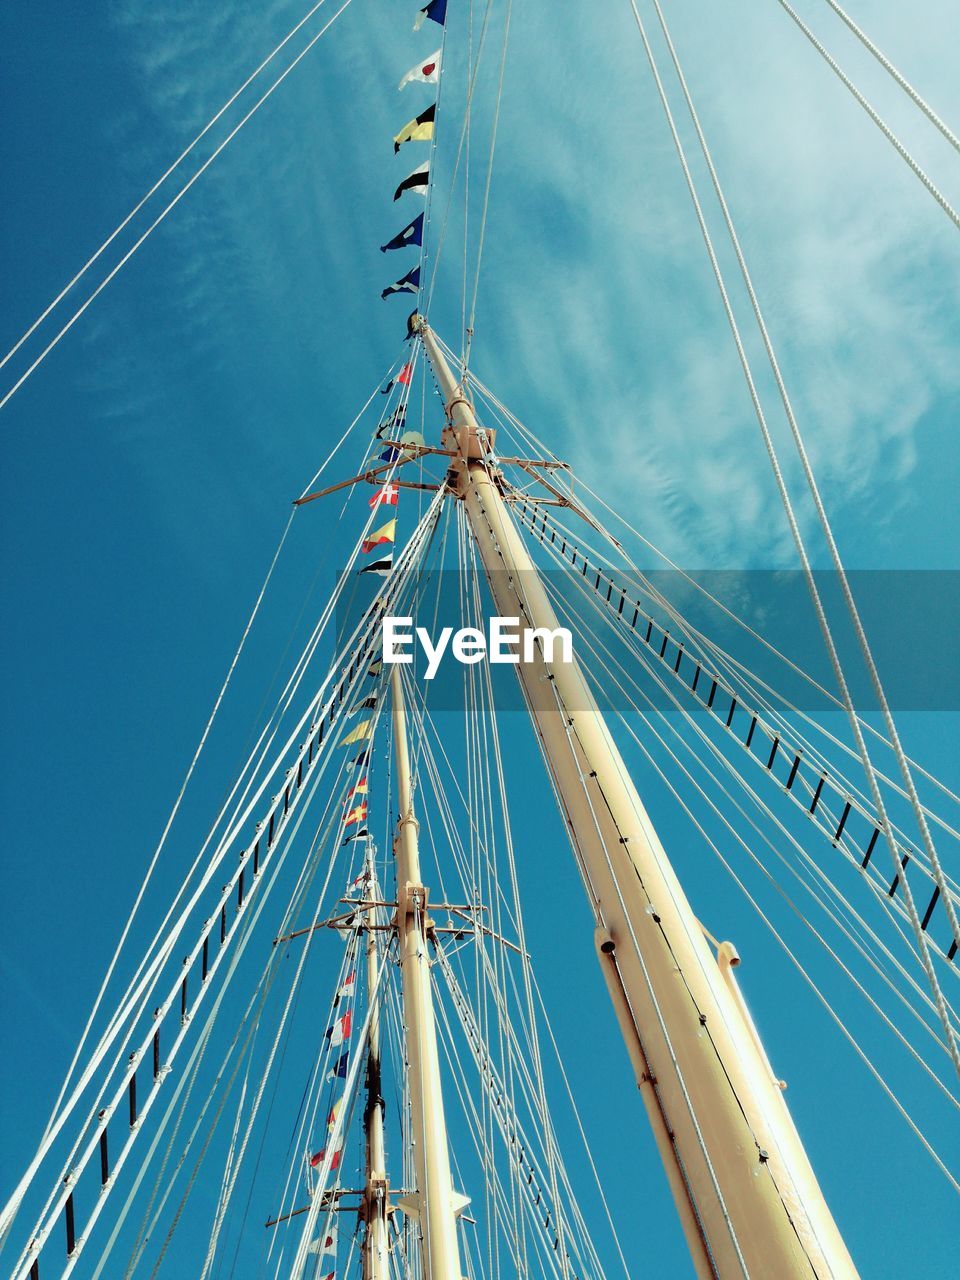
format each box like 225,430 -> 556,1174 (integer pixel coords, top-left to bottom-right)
361,844 -> 390,1280
388,664 -> 467,1280
415,318 -> 859,1280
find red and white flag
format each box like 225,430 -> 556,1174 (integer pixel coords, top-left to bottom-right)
309,1144 -> 342,1171
308,1227 -> 338,1255
325,1010 -> 352,1046
399,49 -> 441,90
337,971 -> 356,1000
369,483 -> 399,509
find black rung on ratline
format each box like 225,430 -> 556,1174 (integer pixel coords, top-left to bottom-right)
202,936 -> 209,982
745,716 -> 757,750
65,1191 -> 75,1256
153,1026 -> 161,1079
766,738 -> 779,771
180,973 -> 188,1022
786,755 -> 801,790
659,631 -> 669,658
833,802 -> 851,843
888,855 -> 910,897
725,695 -> 737,726
862,827 -> 880,868
30,1261 -> 39,1280
129,1067 -> 138,1128
674,645 -> 684,674
644,620 -> 653,644
921,887 -> 940,932
99,1114 -> 109,1185
691,665 -> 701,694
267,813 -> 275,847
220,904 -> 227,945
810,775 -> 826,814
707,679 -> 718,709
238,868 -> 245,910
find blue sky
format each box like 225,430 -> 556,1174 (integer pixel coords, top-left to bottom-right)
2,1 -> 959,1276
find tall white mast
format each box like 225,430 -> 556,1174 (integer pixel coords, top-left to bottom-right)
417,319 -> 858,1280
389,665 -> 466,1280
362,845 -> 390,1280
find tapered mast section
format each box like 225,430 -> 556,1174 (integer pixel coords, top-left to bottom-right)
362,847 -> 389,1280
417,320 -> 859,1280
389,666 -> 465,1280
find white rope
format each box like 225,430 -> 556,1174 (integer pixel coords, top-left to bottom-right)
462,357 -> 960,813
773,0 -> 960,230
547,567 -> 960,1094
0,0 -> 357,416
817,0 -> 960,153
426,0 -> 497,307
0,1 -> 337,377
532,513 -> 960,1049
22,503 -> 294,1201
628,0 -> 960,1081
5,498 -> 443,1273
463,0 -> 512,369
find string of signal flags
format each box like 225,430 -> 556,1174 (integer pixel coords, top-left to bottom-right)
379,0 -> 448,305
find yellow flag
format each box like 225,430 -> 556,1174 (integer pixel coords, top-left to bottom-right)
394,104 -> 436,153
341,719 -> 372,746
362,518 -> 396,553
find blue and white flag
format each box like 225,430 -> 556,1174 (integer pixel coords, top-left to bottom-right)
381,265 -> 421,300
380,213 -> 424,253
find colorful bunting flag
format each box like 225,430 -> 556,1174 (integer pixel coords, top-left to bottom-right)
348,749 -> 370,770
369,483 -> 399,508
394,104 -> 435,153
327,1097 -> 343,1131
414,0 -> 447,30
399,48 -> 441,90
348,695 -> 377,717
327,1049 -> 349,1081
368,659 -> 383,676
376,405 -> 406,439
361,554 -> 393,577
381,265 -> 421,300
378,446 -> 401,463
325,1010 -> 352,1046
308,1227 -> 338,1255
379,364 -> 412,396
362,519 -> 396,553
309,1146 -> 342,1172
380,213 -> 424,254
394,161 -> 430,201
341,827 -> 369,845
337,971 -> 356,999
344,801 -> 367,826
347,777 -> 369,799
406,310 -> 422,339
342,719 -> 373,745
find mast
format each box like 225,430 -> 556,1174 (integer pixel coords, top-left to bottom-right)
389,665 -> 466,1280
362,845 -> 390,1280
416,319 -> 859,1280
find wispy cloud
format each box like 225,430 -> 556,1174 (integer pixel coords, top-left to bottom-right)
81,0 -> 960,580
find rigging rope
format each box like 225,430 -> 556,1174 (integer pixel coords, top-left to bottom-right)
773,0 -> 960,230
815,0 -> 960,154
627,0 -> 960,1082
463,0 -> 512,370
0,0 -> 357,417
